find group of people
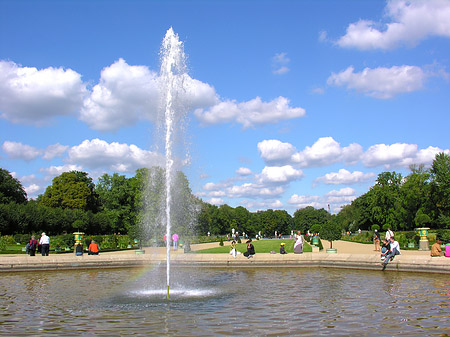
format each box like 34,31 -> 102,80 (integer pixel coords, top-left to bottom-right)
163,233 -> 180,250
229,231 -> 306,258
380,235 -> 401,270
26,232 -> 50,256
431,239 -> 450,257
26,232 -> 100,256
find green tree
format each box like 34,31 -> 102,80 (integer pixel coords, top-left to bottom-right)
96,173 -> 137,234
293,206 -> 330,233
0,168 -> 27,204
430,152 -> 450,227
40,171 -> 99,212
321,217 -> 342,249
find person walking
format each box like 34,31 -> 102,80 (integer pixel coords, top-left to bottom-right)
373,230 -> 381,251
294,231 -> 304,254
39,232 -> 50,256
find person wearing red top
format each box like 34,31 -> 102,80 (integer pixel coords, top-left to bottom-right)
29,235 -> 38,256
88,240 -> 99,255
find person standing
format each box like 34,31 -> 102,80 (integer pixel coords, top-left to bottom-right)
373,230 -> 381,251
294,231 -> 304,254
385,228 -> 394,241
39,232 -> 50,256
29,235 -> 38,256
172,233 -> 179,250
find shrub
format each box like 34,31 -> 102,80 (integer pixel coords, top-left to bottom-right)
371,224 -> 380,231
219,238 -> 224,246
310,224 -> 322,234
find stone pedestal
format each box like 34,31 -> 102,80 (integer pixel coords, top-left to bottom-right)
419,240 -> 429,251
312,246 -> 320,253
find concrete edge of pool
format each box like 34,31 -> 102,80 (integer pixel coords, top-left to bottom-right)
1,252 -> 449,274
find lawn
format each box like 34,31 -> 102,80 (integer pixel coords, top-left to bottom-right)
195,239 -> 312,254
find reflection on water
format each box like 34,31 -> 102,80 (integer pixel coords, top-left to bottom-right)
0,267 -> 449,336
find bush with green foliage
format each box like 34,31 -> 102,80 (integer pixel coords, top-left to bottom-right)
371,224 -> 380,231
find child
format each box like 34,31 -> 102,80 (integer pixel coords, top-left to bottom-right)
280,242 -> 287,254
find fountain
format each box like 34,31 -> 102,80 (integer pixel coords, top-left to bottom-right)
158,27 -> 189,300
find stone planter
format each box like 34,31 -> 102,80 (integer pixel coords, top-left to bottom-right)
407,243 -> 415,248
326,248 -> 337,254
135,250 -> 145,254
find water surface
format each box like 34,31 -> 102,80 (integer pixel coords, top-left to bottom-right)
1,267 -> 449,336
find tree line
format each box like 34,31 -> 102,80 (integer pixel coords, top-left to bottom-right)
1,152 -> 449,239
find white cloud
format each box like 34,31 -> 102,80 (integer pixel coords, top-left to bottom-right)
0,60 -> 87,125
2,141 -> 41,161
288,194 -> 322,209
258,139 -> 296,164
194,96 -> 305,128
258,165 -> 304,184
227,183 -> 285,199
292,137 -> 363,168
236,167 -> 253,176
327,65 -> 426,99
81,58 -> 218,131
25,183 -> 41,196
324,187 -> 356,204
316,169 -> 376,185
242,199 -> 284,211
362,143 -> 449,168
42,143 -> 69,160
208,197 -> 224,205
67,138 -> 164,173
336,0 -> 450,50
272,52 -> 290,75
41,164 -> 83,179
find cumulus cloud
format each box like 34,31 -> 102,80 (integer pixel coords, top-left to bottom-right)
208,197 -> 224,205
292,137 -> 363,168
194,96 -> 305,129
336,0 -> 450,50
258,165 -> 304,184
257,139 -> 296,164
288,194 -> 322,209
242,199 -> 284,211
272,52 -> 290,75
81,58 -> 218,131
362,143 -> 449,168
41,164 -> 83,179
67,138 -> 164,173
2,141 -> 41,161
227,183 -> 286,199
316,169 -> 376,185
324,187 -> 356,204
0,60 -> 87,125
42,143 -> 69,160
236,167 -> 253,176
327,65 -> 426,99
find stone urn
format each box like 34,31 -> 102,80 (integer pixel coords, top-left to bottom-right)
416,227 -> 430,251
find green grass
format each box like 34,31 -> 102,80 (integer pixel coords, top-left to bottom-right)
195,239 -> 312,254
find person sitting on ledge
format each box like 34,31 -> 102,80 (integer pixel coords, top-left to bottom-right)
280,242 -> 287,254
431,239 -> 444,257
88,240 -> 99,255
381,237 -> 401,270
243,239 -> 255,258
75,243 -> 83,256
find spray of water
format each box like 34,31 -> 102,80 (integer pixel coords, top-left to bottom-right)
159,28 -> 188,299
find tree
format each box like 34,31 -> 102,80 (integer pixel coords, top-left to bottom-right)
96,173 -> 137,234
320,217 -> 342,249
0,168 -> 27,204
40,171 -> 99,212
430,152 -> 450,226
293,206 -> 330,233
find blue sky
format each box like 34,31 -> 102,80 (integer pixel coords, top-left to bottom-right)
1,0 -> 449,214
